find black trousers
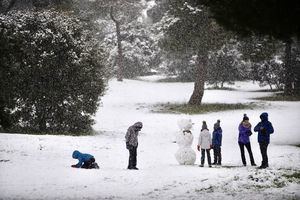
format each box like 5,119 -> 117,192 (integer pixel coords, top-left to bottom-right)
128,146 -> 137,168
259,142 -> 269,167
201,149 -> 211,165
213,146 -> 221,164
238,142 -> 255,165
82,157 -> 96,169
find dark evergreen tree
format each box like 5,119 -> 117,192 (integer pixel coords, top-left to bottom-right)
0,11 -> 106,134
160,0 -> 230,104
206,41 -> 243,88
193,0 -> 300,95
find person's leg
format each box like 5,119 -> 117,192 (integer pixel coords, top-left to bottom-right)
132,146 -> 137,168
217,146 -> 222,165
206,149 -> 211,166
82,157 -> 95,169
266,144 -> 269,167
213,147 -> 217,164
128,147 -> 134,169
239,142 -> 246,166
245,143 -> 256,166
259,142 -> 268,168
201,149 -> 205,166
264,143 -> 269,167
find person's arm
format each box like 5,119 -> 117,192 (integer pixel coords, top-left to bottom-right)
268,122 -> 274,134
219,130 -> 222,146
209,132 -> 212,148
72,158 -> 83,168
254,122 -> 261,132
126,127 -> 134,143
238,124 -> 242,132
198,132 -> 202,146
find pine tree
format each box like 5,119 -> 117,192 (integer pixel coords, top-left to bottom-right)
160,0 -> 230,105
193,0 -> 300,95
0,10 -> 106,134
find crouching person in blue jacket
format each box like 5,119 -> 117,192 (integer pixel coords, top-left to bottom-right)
254,112 -> 274,169
71,150 -> 99,169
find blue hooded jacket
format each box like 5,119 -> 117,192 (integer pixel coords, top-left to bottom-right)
254,112 -> 274,144
212,128 -> 222,146
72,150 -> 94,168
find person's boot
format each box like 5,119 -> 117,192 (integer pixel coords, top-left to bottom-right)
258,165 -> 267,169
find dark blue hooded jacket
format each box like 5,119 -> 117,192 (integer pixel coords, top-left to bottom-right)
72,150 -> 94,168
254,112 -> 274,144
212,128 -> 222,146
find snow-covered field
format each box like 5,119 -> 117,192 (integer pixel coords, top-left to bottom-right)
1,77 -> 300,200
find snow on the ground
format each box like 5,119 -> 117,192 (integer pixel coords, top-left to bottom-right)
0,78 -> 299,200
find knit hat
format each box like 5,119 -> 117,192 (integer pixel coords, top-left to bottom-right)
214,119 -> 220,130
201,121 -> 208,130
243,114 -> 249,121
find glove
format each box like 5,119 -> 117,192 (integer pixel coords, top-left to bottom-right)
197,145 -> 200,151
246,130 -> 252,136
261,128 -> 266,134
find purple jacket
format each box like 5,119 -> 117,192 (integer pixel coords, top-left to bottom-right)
238,122 -> 252,144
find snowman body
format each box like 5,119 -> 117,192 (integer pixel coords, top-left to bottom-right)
175,119 -> 196,165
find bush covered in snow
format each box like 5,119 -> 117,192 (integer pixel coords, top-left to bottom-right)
0,10 -> 106,134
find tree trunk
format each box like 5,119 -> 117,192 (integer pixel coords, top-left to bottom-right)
294,38 -> 300,94
284,38 -> 293,95
110,6 -> 123,81
188,54 -> 207,105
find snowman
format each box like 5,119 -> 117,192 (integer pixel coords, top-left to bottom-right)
175,118 -> 196,165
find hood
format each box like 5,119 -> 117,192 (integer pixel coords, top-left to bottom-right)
260,112 -> 268,122
134,122 -> 143,129
72,150 -> 81,159
201,121 -> 208,131
214,120 -> 220,130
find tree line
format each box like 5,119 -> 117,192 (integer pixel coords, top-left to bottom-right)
0,0 -> 299,134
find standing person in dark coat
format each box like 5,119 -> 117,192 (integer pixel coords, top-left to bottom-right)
254,112 -> 274,169
238,114 -> 256,166
212,120 -> 222,165
125,122 -> 143,170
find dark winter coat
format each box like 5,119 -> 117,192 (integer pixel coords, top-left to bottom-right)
238,121 -> 252,144
125,122 -> 143,147
212,127 -> 222,147
72,150 -> 94,168
254,112 -> 274,144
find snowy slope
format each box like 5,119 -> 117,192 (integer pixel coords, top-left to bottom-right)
0,78 -> 299,200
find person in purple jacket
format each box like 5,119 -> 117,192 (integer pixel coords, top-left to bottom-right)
238,114 -> 256,166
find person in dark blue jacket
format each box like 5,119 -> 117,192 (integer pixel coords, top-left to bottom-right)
71,150 -> 99,169
212,120 -> 222,165
254,112 -> 274,169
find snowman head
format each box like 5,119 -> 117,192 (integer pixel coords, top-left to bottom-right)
177,118 -> 193,131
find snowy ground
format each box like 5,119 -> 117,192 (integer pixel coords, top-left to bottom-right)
1,77 -> 300,200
